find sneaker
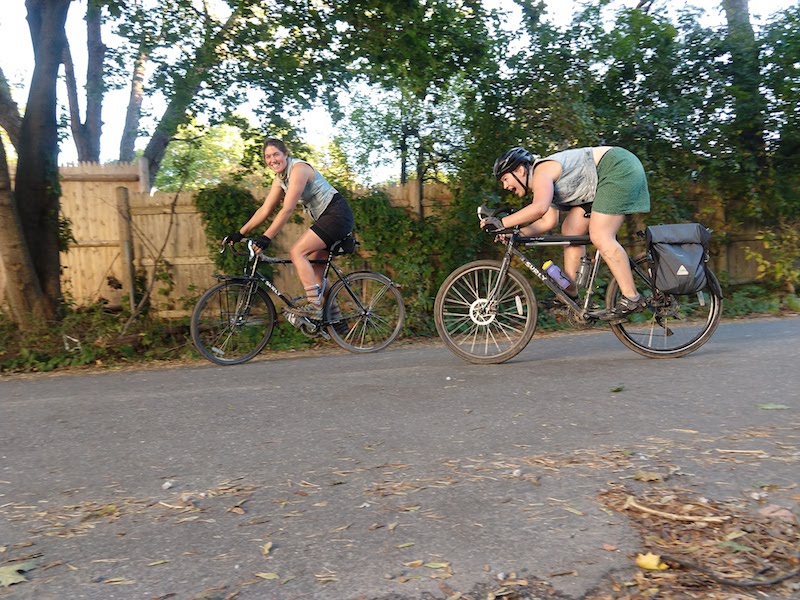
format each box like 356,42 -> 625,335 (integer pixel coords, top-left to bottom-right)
327,302 -> 349,336
597,294 -> 646,321
284,302 -> 323,321
331,319 -> 350,336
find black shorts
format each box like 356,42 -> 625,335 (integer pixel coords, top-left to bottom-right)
311,193 -> 355,249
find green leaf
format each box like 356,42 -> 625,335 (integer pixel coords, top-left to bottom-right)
0,561 -> 37,587
717,540 -> 754,553
757,403 -> 790,410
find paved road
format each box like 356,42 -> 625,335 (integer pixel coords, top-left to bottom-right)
1,317 -> 799,599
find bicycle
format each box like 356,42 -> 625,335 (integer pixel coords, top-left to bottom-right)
191,235 -> 405,365
434,205 -> 723,364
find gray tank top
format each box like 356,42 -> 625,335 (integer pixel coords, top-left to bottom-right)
533,148 -> 598,208
277,157 -> 338,220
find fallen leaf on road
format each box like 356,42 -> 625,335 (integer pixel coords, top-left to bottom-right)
261,542 -> 273,556
757,504 -> 796,521
255,572 -> 279,580
315,568 -> 338,583
0,561 -> 37,587
635,552 -> 668,570
633,471 -> 664,482
562,506 -> 584,515
105,577 -> 136,584
757,403 -> 790,410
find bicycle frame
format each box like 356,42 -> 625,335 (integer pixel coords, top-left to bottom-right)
491,231 -> 609,320
215,243 -> 374,325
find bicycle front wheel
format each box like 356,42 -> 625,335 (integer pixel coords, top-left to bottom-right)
191,280 -> 277,365
607,255 -> 722,358
434,260 -> 537,364
326,271 -> 405,353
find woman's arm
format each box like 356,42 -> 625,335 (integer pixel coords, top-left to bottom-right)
518,206 -> 560,236
501,160 -> 561,228
262,162 -> 314,239
239,179 -> 285,236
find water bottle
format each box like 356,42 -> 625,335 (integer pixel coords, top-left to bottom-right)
575,255 -> 592,289
543,260 -> 571,290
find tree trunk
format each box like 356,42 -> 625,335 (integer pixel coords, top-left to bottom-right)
0,139 -> 55,326
84,0 -> 105,160
142,6 -> 242,187
14,0 -> 71,309
63,0 -> 104,162
0,68 -> 23,150
415,142 -> 424,219
399,131 -> 408,185
722,0 -> 766,161
119,45 -> 148,162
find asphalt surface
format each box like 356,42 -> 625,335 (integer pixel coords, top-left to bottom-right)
1,316 -> 799,599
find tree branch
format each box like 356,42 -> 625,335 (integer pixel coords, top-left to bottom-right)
0,67 -> 23,150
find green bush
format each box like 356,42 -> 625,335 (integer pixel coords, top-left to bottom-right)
722,284 -> 782,317
194,183 -> 262,274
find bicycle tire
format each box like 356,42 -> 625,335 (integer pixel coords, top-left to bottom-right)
326,271 -> 405,353
607,254 -> 722,358
191,280 -> 277,365
434,260 -> 538,364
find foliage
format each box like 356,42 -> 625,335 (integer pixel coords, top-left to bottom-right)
346,189 -> 482,334
154,122 -> 247,192
0,304 -> 191,373
744,218 -> 800,294
721,284 -> 782,317
194,183 -> 261,273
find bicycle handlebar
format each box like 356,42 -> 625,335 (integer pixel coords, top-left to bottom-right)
477,203 -> 518,235
220,237 -> 262,260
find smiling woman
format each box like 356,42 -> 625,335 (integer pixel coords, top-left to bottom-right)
227,137 -> 355,321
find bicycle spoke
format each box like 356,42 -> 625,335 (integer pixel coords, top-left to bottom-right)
608,255 -> 722,358
435,261 -> 537,364
191,281 -> 276,365
327,272 -> 405,353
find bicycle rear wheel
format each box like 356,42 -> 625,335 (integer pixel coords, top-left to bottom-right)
434,260 -> 537,364
326,271 -> 405,353
191,280 -> 277,365
607,255 -> 722,358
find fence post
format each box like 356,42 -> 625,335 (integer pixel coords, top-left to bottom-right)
116,186 -> 136,312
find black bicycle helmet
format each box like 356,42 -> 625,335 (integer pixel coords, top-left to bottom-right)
493,146 -> 534,180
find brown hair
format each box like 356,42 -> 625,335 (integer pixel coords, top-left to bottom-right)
262,137 -> 289,159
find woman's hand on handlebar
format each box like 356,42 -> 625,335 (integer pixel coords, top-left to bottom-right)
225,232 -> 244,245
480,216 -> 504,232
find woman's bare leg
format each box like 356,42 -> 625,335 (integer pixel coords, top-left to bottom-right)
589,212 -> 639,299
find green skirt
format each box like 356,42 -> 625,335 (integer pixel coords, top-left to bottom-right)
592,147 -> 651,215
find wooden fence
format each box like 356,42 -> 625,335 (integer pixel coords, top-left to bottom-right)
54,161 -> 314,317
1,161 -> 762,317
0,161 -> 454,317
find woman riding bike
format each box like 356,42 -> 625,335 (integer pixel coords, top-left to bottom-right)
485,145 -> 651,319
227,138 -> 354,321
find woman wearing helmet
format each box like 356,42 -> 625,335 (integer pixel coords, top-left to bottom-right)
486,145 -> 650,319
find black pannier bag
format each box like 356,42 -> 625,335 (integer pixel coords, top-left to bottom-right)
645,223 -> 718,296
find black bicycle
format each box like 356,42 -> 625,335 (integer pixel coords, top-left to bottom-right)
434,205 -> 723,364
191,236 -> 405,365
